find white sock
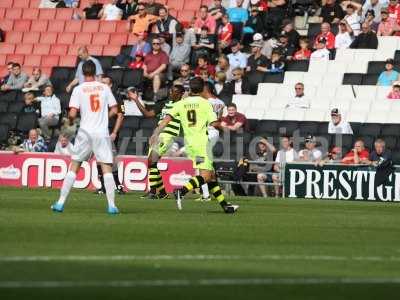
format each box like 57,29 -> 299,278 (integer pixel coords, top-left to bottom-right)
103,173 -> 116,208
57,171 -> 77,205
202,183 -> 210,199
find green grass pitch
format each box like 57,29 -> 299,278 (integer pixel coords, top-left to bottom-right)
0,186 -> 400,299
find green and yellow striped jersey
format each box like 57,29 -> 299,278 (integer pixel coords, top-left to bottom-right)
159,100 -> 181,137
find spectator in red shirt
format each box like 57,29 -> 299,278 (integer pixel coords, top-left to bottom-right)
194,55 -> 216,77
387,81 -> 400,99
221,103 -> 247,132
293,38 -> 311,60
128,51 -> 145,70
377,8 -> 398,36
194,5 -> 217,34
314,22 -> 336,49
388,0 -> 400,25
218,14 -> 233,52
341,139 -> 370,164
143,37 -> 169,100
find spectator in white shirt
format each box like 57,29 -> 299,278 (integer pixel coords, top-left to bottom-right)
343,2 -> 362,35
123,87 -> 146,116
227,40 -> 248,70
310,37 -> 330,60
298,135 -> 323,162
99,0 -> 123,20
286,82 -> 310,109
335,20 -> 354,49
54,134 -> 73,156
36,85 -> 61,139
23,68 -> 51,92
328,108 -> 354,134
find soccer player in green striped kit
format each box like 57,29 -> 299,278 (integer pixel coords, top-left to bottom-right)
150,77 -> 239,213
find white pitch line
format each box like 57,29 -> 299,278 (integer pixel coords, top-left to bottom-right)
1,278 -> 400,288
0,254 -> 400,263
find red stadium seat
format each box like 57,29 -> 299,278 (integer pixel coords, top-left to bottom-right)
40,32 -> 58,44
50,44 -> 68,56
109,33 -> 128,45
33,44 -> 50,55
82,20 -> 100,33
6,8 -> 23,19
178,10 -> 195,23
201,0 -> 213,5
127,34 -> 138,45
6,32 -> 23,44
0,0 -> 13,8
41,55 -> 59,67
102,45 -> 121,56
55,8 -> 73,20
99,21 -> 117,33
23,66 -> 34,76
87,45 -> 103,56
0,44 -> 16,55
169,8 -> 178,18
0,66 -> 8,77
59,55 -> 77,67
30,20 -> 48,32
23,54 -> 41,67
67,44 -> 82,55
74,32 -> 92,44
158,0 -> 167,4
167,0 -> 184,11
183,2 -> 199,10
13,20 -> 31,32
22,8 -> 39,19
47,20 -> 65,32
0,20 -> 14,32
6,54 -> 25,65
13,0 -> 31,8
0,54 -> 7,66
15,44 -> 33,55
40,67 -> 52,76
0,8 -> 5,19
116,21 -> 129,33
92,33 -> 110,45
29,0 -> 41,7
57,32 -> 75,44
64,20 -> 83,33
39,9 -> 56,20
22,32 -> 40,44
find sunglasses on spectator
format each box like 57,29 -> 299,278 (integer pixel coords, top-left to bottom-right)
233,73 -> 241,76
295,87 -> 303,90
138,7 -> 145,11
152,42 -> 160,45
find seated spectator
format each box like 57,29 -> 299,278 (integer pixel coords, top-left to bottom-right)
243,6 -> 265,44
282,20 -> 300,50
99,0 -> 123,20
143,37 -> 169,100
310,37 -> 330,61
367,139 -> 392,166
123,87 -> 146,116
116,0 -> 138,20
198,68 -> 214,85
23,68 -> 51,92
39,0 -> 65,8
159,33 -> 171,55
167,33 -> 191,80
218,15 -> 234,53
222,68 -> 250,95
254,138 -> 276,198
216,55 -> 233,81
318,146 -> 343,166
0,62 -> 14,86
298,135 -> 322,162
179,17 -> 198,48
13,129 -> 48,153
313,22 -> 336,50
341,139 -> 370,164
362,0 -> 382,24
377,8 -> 398,36
21,92 -> 40,115
195,5 -> 217,34
155,7 -> 178,35
220,103 -> 247,132
388,0 -> 400,26
335,20 -> 354,49
293,38 -> 312,60
173,64 -> 192,93
253,32 -> 274,59
275,34 -> 296,60
378,59 -> 399,86
210,0 -> 227,28
81,0 -> 103,19
343,2 -> 362,36
285,82 -> 310,109
66,46 -> 103,92
131,32 -> 151,58
227,40 -> 247,70
214,71 -> 227,95
128,51 -> 145,70
350,22 -> 378,49
320,0 -> 345,24
272,136 -> 297,197
251,0 -> 269,11
364,9 -> 379,32
328,108 -> 353,134
266,50 -> 285,73
246,41 -> 269,73
194,55 -> 216,77
145,0 -> 164,16
36,85 -> 61,139
192,27 -> 215,63
227,0 -> 249,29
387,81 -> 400,99
129,3 -> 158,34
0,63 -> 28,91
54,134 -> 73,156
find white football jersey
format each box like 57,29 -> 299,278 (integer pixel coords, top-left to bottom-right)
69,81 -> 117,137
208,97 -> 225,117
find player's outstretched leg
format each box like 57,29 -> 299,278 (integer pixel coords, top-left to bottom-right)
96,165 -> 106,194
207,181 -> 239,214
103,172 -> 119,214
148,163 -> 168,199
174,176 -> 205,210
51,170 -> 77,212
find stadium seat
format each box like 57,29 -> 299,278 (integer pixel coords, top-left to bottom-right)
383,136 -> 397,150
0,124 -> 9,143
0,102 -> 8,113
39,8 -> 57,19
0,0 -> 13,8
263,73 -> 284,83
342,73 -> 363,85
40,32 -> 58,44
270,97 -> 289,109
82,20 -> 100,33
99,21 -> 117,33
335,48 -> 355,62
47,20 -> 65,32
87,45 -> 103,56
336,85 -> 356,99
7,102 -> 24,114
13,0 -> 31,8
64,20 -> 82,33
30,0 -> 41,7
310,97 -> 331,110
13,20 -> 31,32
285,60 -> 309,72
6,8 -> 23,20
6,54 -> 24,65
302,72 -> 322,86
0,91 -> 18,103
67,44 -> 82,55
283,71 -> 304,85
41,55 -> 60,67
122,116 -> 140,129
367,61 -> 386,74
283,109 -> 305,121
33,44 -> 50,55
346,60 -> 368,73
15,44 -> 33,55
362,74 -> 379,85
308,60 -> 328,74
376,86 -> 391,99
330,98 -> 351,112
278,121 -> 299,135
354,86 -> 377,100
178,10 -> 195,22
57,32 -> 75,44
321,73 -> 343,86
0,44 -> 16,55
106,69 -> 123,87
58,55 -> 77,67
92,33 -> 110,45
30,20 -> 48,32
50,67 -> 75,92
17,113 -> 38,133
6,32 -> 23,44
327,61 -> 347,74
23,32 -> 40,44
382,124 -> 399,136
22,8 -> 39,19
55,8 -> 73,20
127,34 -> 139,45
102,45 -> 121,56
116,21 -> 129,33
359,123 -> 381,136
122,69 -> 143,88
50,44 -> 68,56
0,8 -> 4,19
23,54 -> 41,67
183,2 -> 199,10
245,107 -> 265,119
304,109 -> 326,122
0,54 -> 6,66
373,49 -> 394,61
0,19 -> 14,32
75,33 -> 92,44
109,33 -> 128,45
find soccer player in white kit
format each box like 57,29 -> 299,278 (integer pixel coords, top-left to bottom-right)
51,61 -> 120,214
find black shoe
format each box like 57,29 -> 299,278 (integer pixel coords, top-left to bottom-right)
223,203 -> 239,214
147,192 -> 159,200
117,185 -> 125,195
94,189 -> 104,195
158,191 -> 169,199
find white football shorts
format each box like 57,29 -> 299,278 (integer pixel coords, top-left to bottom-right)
71,130 -> 113,164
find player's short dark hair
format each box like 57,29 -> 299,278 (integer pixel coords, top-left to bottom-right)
227,103 -> 237,109
173,84 -> 185,95
189,77 -> 205,94
82,60 -> 96,77
12,63 -> 21,68
204,82 -> 216,95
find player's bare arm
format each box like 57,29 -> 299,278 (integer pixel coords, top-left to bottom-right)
132,97 -> 156,118
108,106 -> 118,119
149,115 -> 172,146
